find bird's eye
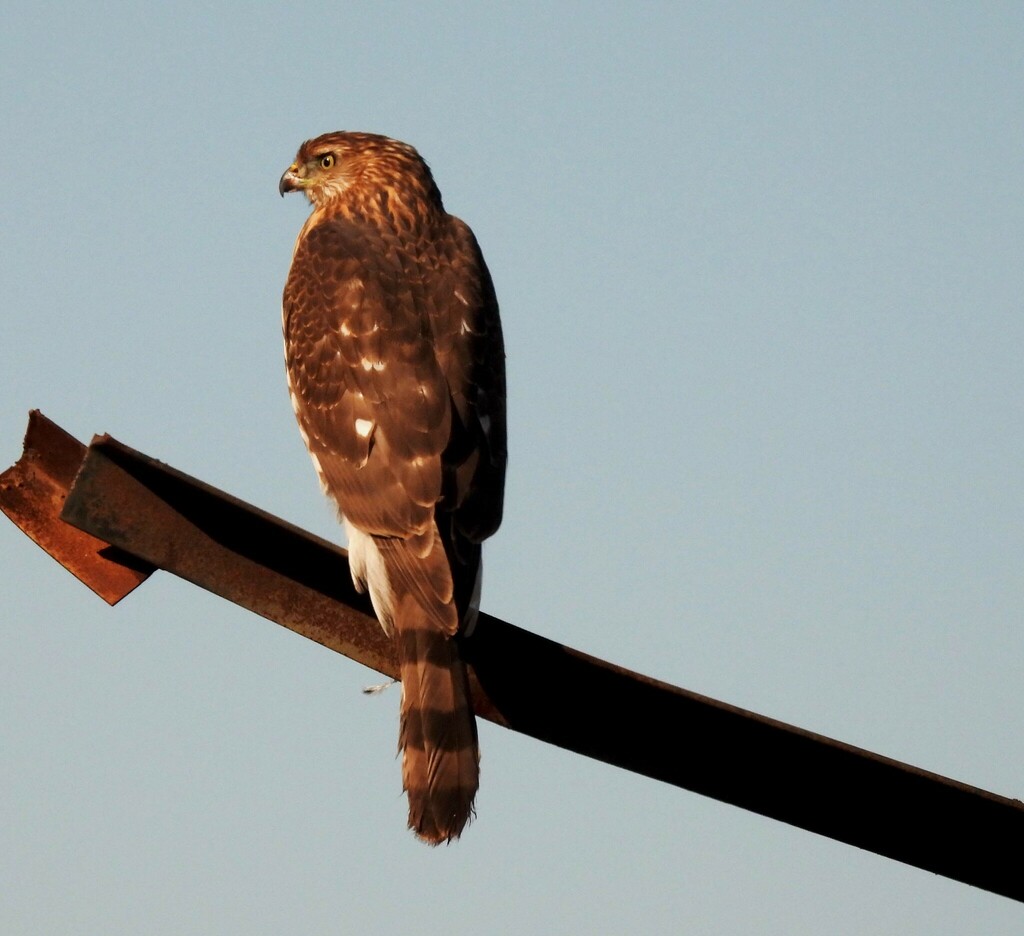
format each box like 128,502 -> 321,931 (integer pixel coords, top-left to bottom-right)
319,154 -> 335,169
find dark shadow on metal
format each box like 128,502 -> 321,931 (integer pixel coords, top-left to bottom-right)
4,411 -> 1022,902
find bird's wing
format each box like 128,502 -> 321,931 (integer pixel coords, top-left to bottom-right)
284,214 -> 452,540
428,215 -> 508,547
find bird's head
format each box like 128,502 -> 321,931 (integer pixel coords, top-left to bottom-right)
279,131 -> 442,213
279,134 -> 354,206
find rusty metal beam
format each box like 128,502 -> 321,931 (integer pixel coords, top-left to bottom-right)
4,411 -> 1023,902
0,411 -> 153,603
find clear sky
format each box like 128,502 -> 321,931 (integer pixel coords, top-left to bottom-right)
2,3 -> 1022,934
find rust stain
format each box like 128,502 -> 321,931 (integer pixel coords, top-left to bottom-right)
61,433 -> 400,679
0,411 -> 153,604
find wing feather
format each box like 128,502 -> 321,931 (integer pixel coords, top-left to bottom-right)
284,215 -> 451,537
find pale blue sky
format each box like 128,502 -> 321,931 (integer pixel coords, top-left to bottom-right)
2,3 -> 1023,934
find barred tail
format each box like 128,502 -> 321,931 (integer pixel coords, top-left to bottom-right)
395,590 -> 479,843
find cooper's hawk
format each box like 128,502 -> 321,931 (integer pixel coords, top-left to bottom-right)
279,132 -> 506,843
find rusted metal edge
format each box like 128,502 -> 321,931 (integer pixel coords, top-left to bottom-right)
5,412 -> 1023,901
62,427 -> 398,680
0,411 -> 153,604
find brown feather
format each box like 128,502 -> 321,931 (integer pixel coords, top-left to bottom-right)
395,590 -> 478,843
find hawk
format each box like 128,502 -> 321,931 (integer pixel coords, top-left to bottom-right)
279,132 -> 506,843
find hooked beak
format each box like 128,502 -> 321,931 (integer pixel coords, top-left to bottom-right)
279,164 -> 303,197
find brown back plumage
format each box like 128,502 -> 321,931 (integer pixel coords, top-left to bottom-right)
280,132 -> 505,843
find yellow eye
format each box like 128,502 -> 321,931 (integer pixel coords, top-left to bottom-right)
319,154 -> 335,169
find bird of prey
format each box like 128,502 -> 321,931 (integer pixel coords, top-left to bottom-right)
279,132 -> 506,843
